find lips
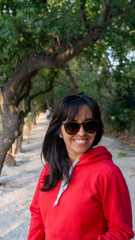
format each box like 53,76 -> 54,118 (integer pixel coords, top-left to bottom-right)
74,139 -> 87,144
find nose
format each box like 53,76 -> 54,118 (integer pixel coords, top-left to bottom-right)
77,125 -> 86,136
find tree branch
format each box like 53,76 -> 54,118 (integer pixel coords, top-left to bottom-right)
79,0 -> 89,31
57,80 -> 71,89
22,71 -> 56,117
30,74 -> 55,101
4,0 -> 114,103
93,0 -> 112,29
64,66 -> 79,92
17,78 -> 33,106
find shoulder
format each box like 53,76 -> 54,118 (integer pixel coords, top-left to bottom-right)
93,146 -> 122,176
90,146 -> 122,178
99,158 -> 123,176
98,159 -> 127,190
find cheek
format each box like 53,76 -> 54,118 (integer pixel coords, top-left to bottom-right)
90,133 -> 96,141
59,128 -> 72,146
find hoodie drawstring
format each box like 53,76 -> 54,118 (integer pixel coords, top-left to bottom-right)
52,159 -> 79,208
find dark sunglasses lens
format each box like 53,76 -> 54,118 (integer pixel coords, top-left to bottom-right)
64,123 -> 80,135
84,121 -> 98,133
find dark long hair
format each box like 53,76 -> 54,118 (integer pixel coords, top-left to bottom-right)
41,94 -> 104,191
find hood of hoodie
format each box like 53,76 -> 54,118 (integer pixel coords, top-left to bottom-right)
52,146 -> 112,207
78,146 -> 112,166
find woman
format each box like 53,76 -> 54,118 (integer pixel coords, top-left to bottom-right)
28,94 -> 134,240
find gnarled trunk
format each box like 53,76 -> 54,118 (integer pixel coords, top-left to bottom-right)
0,88 -> 22,173
0,0 -> 114,173
16,124 -> 24,153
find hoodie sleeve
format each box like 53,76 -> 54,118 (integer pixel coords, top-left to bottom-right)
27,167 -> 46,240
98,162 -> 134,240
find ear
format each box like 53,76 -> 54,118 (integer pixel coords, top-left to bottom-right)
59,131 -> 63,138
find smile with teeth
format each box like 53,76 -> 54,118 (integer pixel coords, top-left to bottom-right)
74,139 -> 87,144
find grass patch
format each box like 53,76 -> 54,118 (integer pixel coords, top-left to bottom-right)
118,152 -> 127,158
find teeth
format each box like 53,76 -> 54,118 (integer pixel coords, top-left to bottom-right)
74,140 -> 86,144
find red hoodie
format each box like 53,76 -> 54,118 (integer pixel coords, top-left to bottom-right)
28,146 -> 134,240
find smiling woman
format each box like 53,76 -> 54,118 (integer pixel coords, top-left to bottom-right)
59,105 -> 97,163
27,93 -> 134,240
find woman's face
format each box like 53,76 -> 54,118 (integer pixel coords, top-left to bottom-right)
59,105 -> 96,163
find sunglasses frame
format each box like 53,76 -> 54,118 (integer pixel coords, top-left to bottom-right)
62,119 -> 100,135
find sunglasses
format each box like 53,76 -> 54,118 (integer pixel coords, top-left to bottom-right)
62,120 -> 99,135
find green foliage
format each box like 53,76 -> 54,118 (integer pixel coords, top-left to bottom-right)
0,0 -> 87,84
118,152 -> 127,158
105,101 -> 132,131
0,0 -> 135,134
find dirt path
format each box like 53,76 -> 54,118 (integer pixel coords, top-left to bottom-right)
0,113 -> 134,239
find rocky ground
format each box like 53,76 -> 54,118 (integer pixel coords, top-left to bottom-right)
0,113 -> 135,239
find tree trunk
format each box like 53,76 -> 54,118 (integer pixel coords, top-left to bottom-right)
0,1 -> 115,173
0,88 -> 22,173
26,121 -> 31,144
16,122 -> 24,153
4,152 -> 16,167
32,116 -> 36,125
12,142 -> 15,157
16,132 -> 23,153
